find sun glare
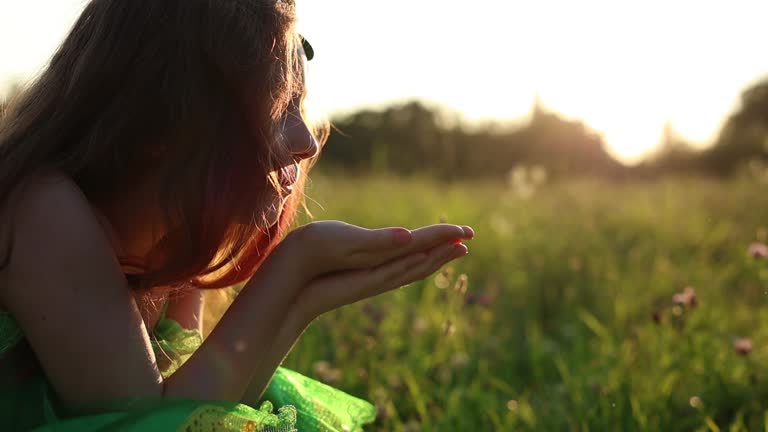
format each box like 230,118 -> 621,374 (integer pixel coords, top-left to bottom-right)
2,1 -> 767,165
298,0 -> 767,165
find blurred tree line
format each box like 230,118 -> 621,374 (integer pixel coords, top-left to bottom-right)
635,76 -> 768,177
320,75 -> 768,180
320,99 -> 624,180
2,75 -> 767,180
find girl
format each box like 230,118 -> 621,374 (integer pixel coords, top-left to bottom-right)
0,1 -> 473,431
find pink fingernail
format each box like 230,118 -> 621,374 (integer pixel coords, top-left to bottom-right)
462,226 -> 475,239
455,244 -> 469,257
392,228 -> 412,246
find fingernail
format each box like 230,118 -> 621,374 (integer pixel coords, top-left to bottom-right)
462,226 -> 475,239
392,228 -> 412,246
454,244 -> 469,257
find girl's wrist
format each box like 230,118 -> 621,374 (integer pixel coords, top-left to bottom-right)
289,293 -> 319,331
275,228 -> 317,285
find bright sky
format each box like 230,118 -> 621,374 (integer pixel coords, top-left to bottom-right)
2,1 -> 767,163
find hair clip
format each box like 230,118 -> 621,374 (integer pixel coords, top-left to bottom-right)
300,35 -> 314,61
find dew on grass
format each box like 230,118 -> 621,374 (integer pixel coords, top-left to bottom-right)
434,268 -> 453,289
453,274 -> 469,294
442,320 -> 456,337
689,396 -> 702,408
412,317 -> 429,334
507,400 -> 519,412
403,420 -> 421,432
490,214 -> 513,236
450,352 -> 470,369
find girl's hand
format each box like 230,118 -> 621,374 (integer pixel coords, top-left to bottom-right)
279,221 -> 474,321
235,220 -> 473,403
284,221 -> 473,280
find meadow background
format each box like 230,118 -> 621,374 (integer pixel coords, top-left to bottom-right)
203,173 -> 768,432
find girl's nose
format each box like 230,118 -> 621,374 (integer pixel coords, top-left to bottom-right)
283,112 -> 319,161
289,124 -> 319,161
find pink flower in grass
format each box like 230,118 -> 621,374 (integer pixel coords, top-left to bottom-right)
734,338 -> 753,356
464,293 -> 494,307
748,242 -> 768,259
672,286 -> 697,308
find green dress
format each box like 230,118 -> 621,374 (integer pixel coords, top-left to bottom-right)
0,308 -> 376,431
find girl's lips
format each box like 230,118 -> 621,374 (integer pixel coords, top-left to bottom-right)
278,163 -> 300,188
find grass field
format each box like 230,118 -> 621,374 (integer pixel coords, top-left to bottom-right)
207,175 -> 768,431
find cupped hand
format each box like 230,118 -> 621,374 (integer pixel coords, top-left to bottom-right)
280,220 -> 474,321
284,220 -> 473,280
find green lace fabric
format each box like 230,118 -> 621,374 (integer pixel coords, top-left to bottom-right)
0,312 -> 22,355
150,307 -> 205,379
0,309 -> 376,432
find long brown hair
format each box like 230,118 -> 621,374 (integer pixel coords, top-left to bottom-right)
0,0 -> 319,290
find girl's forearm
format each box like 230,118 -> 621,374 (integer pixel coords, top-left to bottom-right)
239,300 -> 313,405
162,246 -> 306,401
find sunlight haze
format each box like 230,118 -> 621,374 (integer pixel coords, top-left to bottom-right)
2,0 -> 767,163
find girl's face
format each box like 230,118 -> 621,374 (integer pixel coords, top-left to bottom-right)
254,47 -> 318,228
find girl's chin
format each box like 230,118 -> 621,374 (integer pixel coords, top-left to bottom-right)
260,206 -> 282,228
252,195 -> 290,228
234,191 -> 290,228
